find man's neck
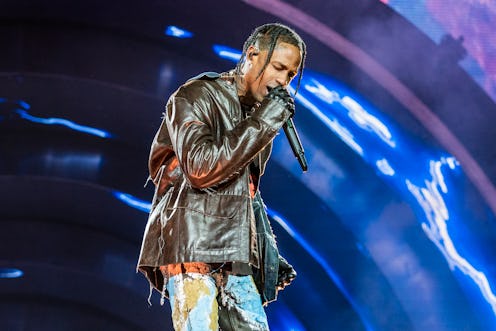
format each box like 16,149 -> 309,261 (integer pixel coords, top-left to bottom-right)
235,74 -> 256,107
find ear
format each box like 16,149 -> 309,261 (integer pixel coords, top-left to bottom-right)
247,45 -> 260,59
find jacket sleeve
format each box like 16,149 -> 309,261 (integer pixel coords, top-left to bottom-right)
147,119 -> 180,197
166,83 -> 291,189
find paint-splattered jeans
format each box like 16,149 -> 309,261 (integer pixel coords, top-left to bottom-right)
166,272 -> 270,331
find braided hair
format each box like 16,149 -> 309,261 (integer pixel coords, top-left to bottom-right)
236,23 -> 307,95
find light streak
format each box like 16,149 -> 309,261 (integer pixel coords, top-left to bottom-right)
304,78 -> 395,148
164,25 -> 193,38
16,109 -> 112,138
376,158 -> 395,176
0,268 -> 24,279
407,159 -> 496,314
212,44 -> 242,62
112,191 -> 151,213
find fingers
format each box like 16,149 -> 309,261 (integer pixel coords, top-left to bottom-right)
277,268 -> 297,291
277,276 -> 295,290
266,86 -> 295,117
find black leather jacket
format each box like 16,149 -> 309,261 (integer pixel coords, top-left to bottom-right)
137,71 -> 292,303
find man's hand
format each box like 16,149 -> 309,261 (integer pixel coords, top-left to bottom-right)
266,86 -> 295,117
277,255 -> 297,291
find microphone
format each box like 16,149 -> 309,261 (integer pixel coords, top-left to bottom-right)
266,85 -> 308,172
283,117 -> 308,172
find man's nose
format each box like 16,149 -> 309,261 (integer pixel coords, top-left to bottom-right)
275,74 -> 289,87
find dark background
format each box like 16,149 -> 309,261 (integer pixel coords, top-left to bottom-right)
1,1 -> 496,330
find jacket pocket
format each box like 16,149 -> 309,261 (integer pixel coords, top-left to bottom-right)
168,190 -> 244,219
172,191 -> 248,253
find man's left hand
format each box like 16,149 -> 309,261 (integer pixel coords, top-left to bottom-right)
277,255 -> 297,291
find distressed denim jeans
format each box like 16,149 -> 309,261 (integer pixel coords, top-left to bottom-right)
166,273 -> 269,331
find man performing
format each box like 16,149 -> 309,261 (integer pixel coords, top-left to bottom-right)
137,22 -> 307,330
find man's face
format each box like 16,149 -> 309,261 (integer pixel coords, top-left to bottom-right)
242,41 -> 301,103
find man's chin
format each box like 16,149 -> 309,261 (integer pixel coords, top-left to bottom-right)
255,91 -> 266,102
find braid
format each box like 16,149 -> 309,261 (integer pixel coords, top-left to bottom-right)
236,23 -> 307,95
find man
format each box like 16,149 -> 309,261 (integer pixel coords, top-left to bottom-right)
137,23 -> 306,330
